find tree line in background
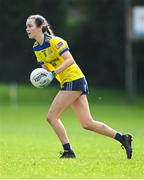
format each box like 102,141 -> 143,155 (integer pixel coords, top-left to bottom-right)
0,0 -> 144,89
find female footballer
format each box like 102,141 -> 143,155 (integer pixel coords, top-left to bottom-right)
26,14 -> 133,159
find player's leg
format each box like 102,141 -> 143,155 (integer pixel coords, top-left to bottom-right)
71,95 -> 117,137
71,95 -> 133,159
47,90 -> 82,158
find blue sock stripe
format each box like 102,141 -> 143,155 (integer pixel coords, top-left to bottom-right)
63,143 -> 71,151
115,132 -> 122,142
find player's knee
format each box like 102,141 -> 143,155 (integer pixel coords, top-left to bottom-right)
81,121 -> 93,130
47,112 -> 55,124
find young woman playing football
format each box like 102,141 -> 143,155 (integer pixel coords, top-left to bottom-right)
26,14 -> 133,159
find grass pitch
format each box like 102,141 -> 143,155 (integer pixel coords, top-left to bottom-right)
0,84 -> 144,179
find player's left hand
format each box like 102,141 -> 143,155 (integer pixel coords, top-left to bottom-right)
47,71 -> 56,83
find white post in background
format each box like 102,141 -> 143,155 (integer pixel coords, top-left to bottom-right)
125,0 -> 136,101
9,82 -> 18,108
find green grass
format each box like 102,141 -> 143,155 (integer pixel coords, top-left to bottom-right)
0,84 -> 144,179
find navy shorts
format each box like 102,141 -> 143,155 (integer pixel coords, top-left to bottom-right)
61,77 -> 89,95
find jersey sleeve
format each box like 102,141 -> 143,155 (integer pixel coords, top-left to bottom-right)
50,37 -> 69,56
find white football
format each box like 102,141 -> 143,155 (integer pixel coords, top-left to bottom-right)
30,68 -> 51,88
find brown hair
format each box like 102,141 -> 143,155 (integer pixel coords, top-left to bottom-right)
28,14 -> 53,35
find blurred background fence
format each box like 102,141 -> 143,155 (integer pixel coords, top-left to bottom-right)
0,0 -> 144,99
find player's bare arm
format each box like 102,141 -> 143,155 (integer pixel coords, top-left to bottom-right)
55,51 -> 75,74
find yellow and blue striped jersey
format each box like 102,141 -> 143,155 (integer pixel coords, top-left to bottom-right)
33,33 -> 84,86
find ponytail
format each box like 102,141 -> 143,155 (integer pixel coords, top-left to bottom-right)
42,22 -> 53,35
